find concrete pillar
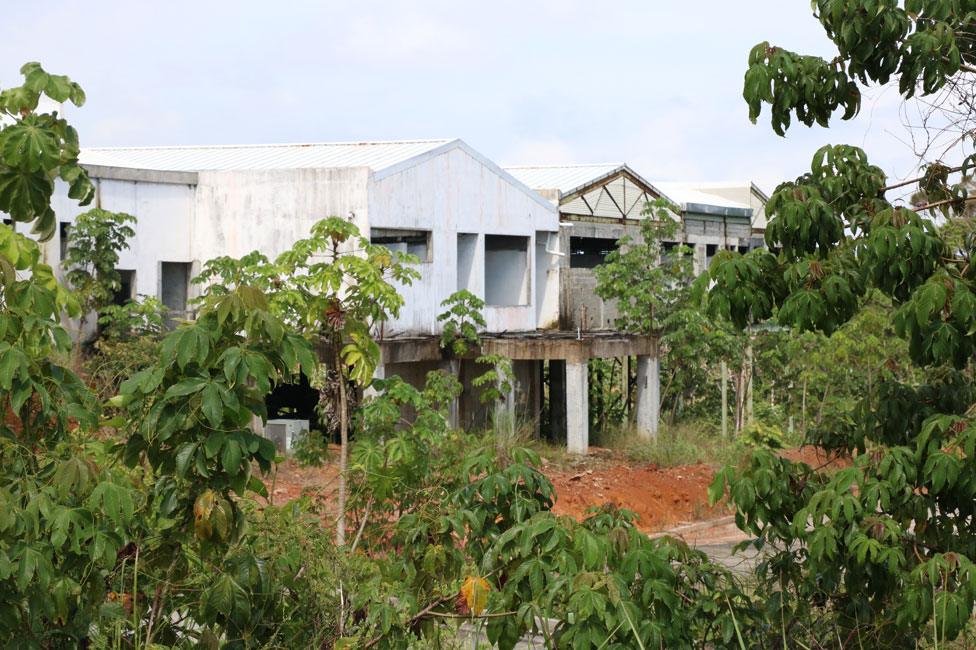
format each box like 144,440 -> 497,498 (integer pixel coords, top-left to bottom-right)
494,361 -> 517,439
566,359 -> 589,454
534,360 -> 544,438
549,360 -> 567,441
444,359 -> 461,428
635,355 -> 660,440
620,355 -> 630,415
693,243 -> 707,275
364,363 -> 385,400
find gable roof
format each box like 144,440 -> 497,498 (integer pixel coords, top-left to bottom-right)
79,139 -> 454,172
505,163 -> 667,220
504,163 -> 665,199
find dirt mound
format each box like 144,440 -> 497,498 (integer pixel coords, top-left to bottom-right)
544,453 -> 728,532
264,444 -> 846,538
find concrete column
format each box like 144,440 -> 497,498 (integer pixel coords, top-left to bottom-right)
635,355 -> 660,440
533,360 -> 544,439
693,243 -> 707,275
444,359 -> 461,428
566,359 -> 589,454
364,363 -> 385,400
620,355 -> 630,415
549,360 -> 567,441
494,361 -> 517,439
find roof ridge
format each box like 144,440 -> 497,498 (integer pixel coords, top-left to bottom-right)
504,162 -> 624,170
84,138 -> 454,152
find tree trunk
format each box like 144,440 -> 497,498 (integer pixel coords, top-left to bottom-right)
734,363 -> 748,433
801,378 -> 808,432
721,361 -> 729,438
335,346 -> 349,546
816,381 -> 831,427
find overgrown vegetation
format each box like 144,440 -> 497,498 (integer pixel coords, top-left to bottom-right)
9,0 -> 976,645
704,2 -> 976,644
0,61 -> 763,649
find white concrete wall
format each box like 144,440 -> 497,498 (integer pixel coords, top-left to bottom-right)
535,232 -> 560,329
45,178 -> 195,300
193,167 -> 370,264
39,141 -> 560,338
367,143 -> 559,335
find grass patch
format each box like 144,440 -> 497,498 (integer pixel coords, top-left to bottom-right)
594,419 -> 749,468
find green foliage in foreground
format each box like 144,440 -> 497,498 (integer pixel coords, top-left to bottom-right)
0,60 -> 762,649
704,1 -> 976,645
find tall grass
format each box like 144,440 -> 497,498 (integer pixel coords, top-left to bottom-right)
593,419 -> 748,468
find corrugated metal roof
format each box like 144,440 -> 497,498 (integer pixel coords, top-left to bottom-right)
653,182 -> 753,211
79,139 -> 454,172
504,163 -> 626,194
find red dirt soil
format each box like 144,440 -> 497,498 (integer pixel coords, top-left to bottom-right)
264,444 -> 845,537
542,451 -> 727,532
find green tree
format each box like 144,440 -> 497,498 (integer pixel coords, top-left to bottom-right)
707,2 -> 976,642
85,296 -> 169,400
62,207 -> 136,342
0,62 -> 330,646
195,218 -> 420,545
437,289 -> 516,411
595,197 -> 747,427
594,198 -> 692,333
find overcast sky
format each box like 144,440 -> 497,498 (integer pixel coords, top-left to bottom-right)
1,1 -> 934,193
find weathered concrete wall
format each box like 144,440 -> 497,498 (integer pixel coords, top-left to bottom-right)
557,220 -> 641,330
193,167 -> 370,265
45,177 -> 196,301
368,144 -> 560,335
535,233 -> 560,329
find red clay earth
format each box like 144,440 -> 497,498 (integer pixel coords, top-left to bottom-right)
263,444 -> 845,541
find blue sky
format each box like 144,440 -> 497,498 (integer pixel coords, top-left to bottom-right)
1,1 -> 924,192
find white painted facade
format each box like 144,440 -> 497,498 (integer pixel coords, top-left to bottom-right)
40,140 -> 560,337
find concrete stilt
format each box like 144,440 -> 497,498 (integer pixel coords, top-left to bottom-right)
635,355 -> 660,440
445,359 -> 460,428
566,360 -> 589,454
494,361 -> 517,439
364,363 -> 385,400
549,360 -> 567,441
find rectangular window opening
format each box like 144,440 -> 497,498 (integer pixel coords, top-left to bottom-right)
569,236 -> 617,269
484,235 -> 529,306
160,261 -> 191,327
59,222 -> 70,261
370,228 -> 431,262
113,270 -> 135,306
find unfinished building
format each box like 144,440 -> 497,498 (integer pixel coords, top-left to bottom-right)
504,164 -> 768,450
31,139 -> 662,453
505,165 -> 768,331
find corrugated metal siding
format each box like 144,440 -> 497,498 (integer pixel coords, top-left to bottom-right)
80,139 -> 452,172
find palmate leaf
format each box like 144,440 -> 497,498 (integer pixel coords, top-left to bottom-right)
203,573 -> 250,621
0,119 -> 61,172
0,167 -> 54,221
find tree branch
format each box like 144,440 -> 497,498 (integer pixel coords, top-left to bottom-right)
914,195 -> 976,212
881,165 -> 964,194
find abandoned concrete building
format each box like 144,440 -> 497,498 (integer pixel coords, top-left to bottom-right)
504,165 -> 768,331
32,140 -> 766,454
